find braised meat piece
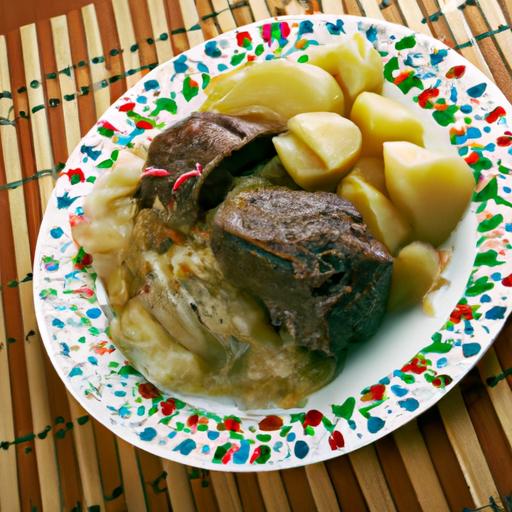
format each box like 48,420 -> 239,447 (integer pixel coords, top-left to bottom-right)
136,112 -> 284,231
211,188 -> 393,360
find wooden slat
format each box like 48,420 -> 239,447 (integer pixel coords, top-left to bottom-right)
50,15 -> 82,154
117,439 -> 147,512
305,463 -> 341,512
236,473 -> 266,512
280,467 -> 317,511
325,455 -> 368,511
81,4 -> 111,117
19,24 -> 55,207
0,298 -> 21,512
248,0 -> 271,21
438,387 -> 501,507
322,0 -> 344,15
112,0 -> 142,87
67,397 -> 106,510
478,348 -> 512,451
162,461 -> 196,512
211,0 -> 237,32
147,0 -> 174,64
396,0 -> 433,36
257,471 -> 291,512
349,445 -> 396,512
394,422 -> 450,511
478,0 -> 512,70
358,0 -> 384,20
210,471 -> 243,512
179,0 -> 205,47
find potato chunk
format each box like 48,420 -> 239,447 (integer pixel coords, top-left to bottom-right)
337,173 -> 411,254
305,33 -> 383,104
350,92 -> 424,156
388,241 -> 440,310
383,141 -> 475,246
348,157 -> 387,195
200,60 -> 344,122
274,112 -> 362,191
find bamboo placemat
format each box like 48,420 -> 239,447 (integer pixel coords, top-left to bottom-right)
0,1 -> 511,511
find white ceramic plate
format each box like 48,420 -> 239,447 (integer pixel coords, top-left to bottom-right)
34,14 -> 512,470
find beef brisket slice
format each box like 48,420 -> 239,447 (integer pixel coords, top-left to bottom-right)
211,188 -> 393,358
136,112 -> 283,229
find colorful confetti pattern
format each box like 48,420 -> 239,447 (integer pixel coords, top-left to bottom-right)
33,15 -> 512,470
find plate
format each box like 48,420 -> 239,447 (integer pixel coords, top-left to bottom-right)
34,14 -> 512,470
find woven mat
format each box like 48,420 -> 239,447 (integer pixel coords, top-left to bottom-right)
0,1 -> 511,511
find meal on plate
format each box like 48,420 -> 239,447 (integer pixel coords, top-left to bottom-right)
72,33 -> 475,408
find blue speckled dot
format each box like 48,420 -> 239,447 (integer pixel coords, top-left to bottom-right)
368,416 -> 385,433
505,223 -> 512,232
50,227 -> 64,239
462,343 -> 481,357
454,340 -> 462,346
437,357 -> 448,368
136,95 -> 148,104
87,356 -> 98,365
483,125 -> 491,132
207,431 -> 220,440
485,306 -> 506,320
461,104 -> 472,113
504,187 -> 511,194
273,441 -> 283,452
52,318 -> 65,328
348,420 -> 356,430
137,406 -> 145,416
287,432 -> 296,442
481,294 -> 492,303
114,390 -> 126,397
139,427 -> 157,441
391,385 -> 408,397
202,445 -> 210,453
168,431 -> 177,439
174,439 -> 196,455
491,272 -> 502,281
86,308 -> 101,319
398,398 -> 419,412
294,440 -> 309,459
379,376 -> 390,385
217,63 -> 228,72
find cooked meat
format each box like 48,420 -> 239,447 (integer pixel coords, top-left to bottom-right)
136,112 -> 284,230
211,187 -> 393,360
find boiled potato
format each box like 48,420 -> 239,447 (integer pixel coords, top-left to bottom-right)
350,92 -> 424,156
288,112 -> 362,173
348,157 -> 387,195
305,33 -> 383,103
337,173 -> 411,254
388,241 -> 440,310
200,60 -> 344,122
383,141 -> 475,247
274,112 -> 362,191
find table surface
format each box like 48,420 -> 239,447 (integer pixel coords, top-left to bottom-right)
0,1 -> 511,511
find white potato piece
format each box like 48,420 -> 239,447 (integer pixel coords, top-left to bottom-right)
200,60 -> 345,122
305,32 -> 384,103
288,112 -> 362,173
384,141 -> 475,247
348,156 -> 387,195
350,92 -> 424,156
337,173 -> 411,255
274,112 -> 362,191
388,241 -> 441,310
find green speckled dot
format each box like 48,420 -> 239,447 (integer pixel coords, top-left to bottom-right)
49,98 -> 61,107
92,56 -> 105,64
17,86 -> 27,93
130,43 -> 139,52
464,117 -> 472,124
147,37 -> 154,45
77,60 -> 87,67
47,72 -> 57,79
297,54 -> 309,63
160,32 -> 169,41
30,80 -> 40,88
110,48 -> 121,56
